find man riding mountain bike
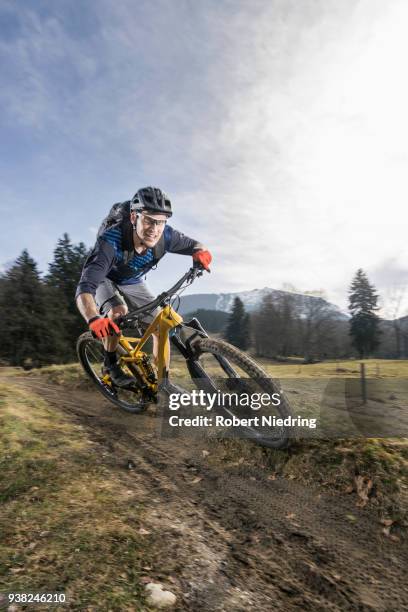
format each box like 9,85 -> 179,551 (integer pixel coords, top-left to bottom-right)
75,186 -> 212,389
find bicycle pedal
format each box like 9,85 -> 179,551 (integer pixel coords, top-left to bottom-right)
101,374 -> 112,386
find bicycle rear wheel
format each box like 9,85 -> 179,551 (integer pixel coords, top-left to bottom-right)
76,332 -> 148,414
191,338 -> 293,449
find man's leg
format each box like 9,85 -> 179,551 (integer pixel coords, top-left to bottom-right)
103,304 -> 128,351
118,281 -> 166,370
95,280 -> 135,387
95,279 -> 127,351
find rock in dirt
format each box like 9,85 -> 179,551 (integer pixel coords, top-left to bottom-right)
145,582 -> 177,608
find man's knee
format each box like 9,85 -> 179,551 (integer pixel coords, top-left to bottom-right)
108,305 -> 128,320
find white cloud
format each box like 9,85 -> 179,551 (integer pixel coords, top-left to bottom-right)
176,0 -> 408,306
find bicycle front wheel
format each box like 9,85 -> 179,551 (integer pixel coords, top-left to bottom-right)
191,338 -> 293,449
76,332 -> 148,414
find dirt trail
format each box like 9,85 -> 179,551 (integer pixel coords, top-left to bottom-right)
6,372 -> 408,611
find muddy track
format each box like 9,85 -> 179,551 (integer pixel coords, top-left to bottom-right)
8,374 -> 408,611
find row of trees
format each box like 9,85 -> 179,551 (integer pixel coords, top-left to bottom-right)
0,239 -> 403,367
224,293 -> 350,360
224,269 -> 398,361
0,236 -> 88,367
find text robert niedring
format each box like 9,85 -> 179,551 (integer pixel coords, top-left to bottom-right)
168,414 -> 317,429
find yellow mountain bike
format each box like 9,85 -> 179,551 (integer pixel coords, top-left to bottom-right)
77,265 -> 293,448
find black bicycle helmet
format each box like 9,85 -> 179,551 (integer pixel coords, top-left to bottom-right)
130,186 -> 172,217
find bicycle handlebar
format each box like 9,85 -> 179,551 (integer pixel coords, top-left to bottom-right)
115,263 -> 207,329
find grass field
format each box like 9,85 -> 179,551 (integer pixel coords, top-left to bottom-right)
259,358 -> 408,379
19,353 -> 408,380
21,355 -> 408,436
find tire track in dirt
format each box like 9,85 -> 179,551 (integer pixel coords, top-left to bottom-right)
7,374 -> 408,611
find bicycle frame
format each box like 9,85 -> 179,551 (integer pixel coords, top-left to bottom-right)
117,304 -> 183,390
99,266 -> 216,396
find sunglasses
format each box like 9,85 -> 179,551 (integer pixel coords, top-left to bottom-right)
139,213 -> 168,228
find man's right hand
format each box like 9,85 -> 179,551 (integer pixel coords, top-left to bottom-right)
88,316 -> 120,339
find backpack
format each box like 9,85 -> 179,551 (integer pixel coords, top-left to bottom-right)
97,200 -> 167,264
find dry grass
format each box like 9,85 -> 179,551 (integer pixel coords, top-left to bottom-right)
203,436 -> 408,523
0,383 -> 153,611
258,358 -> 408,379
23,363 -> 92,388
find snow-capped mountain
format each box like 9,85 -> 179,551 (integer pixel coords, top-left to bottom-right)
179,287 -> 348,320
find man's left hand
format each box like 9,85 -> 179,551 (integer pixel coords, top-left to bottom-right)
193,249 -> 212,271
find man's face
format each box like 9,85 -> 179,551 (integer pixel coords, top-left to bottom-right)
131,210 -> 168,247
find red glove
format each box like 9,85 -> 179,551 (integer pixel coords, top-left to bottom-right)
193,249 -> 212,271
88,316 -> 120,339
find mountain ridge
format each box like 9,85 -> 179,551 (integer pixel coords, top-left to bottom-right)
179,286 -> 349,320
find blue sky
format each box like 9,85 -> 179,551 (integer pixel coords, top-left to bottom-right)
1,0 -> 408,313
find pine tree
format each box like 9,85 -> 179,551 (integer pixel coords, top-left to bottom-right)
224,297 -> 251,350
47,234 -> 88,300
0,250 -> 66,367
348,269 -> 381,358
46,234 -> 89,356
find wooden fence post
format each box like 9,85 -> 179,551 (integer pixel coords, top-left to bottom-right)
360,363 -> 367,404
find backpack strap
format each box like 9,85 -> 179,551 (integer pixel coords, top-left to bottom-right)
152,225 -> 172,262
121,217 -> 134,264
152,233 -> 166,262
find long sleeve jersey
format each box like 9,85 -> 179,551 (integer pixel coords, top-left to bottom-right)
75,223 -> 202,298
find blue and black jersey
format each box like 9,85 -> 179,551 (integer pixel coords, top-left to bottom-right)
76,223 -> 202,298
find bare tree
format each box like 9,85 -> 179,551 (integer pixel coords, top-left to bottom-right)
301,293 -> 337,362
252,293 -> 300,359
379,285 -> 407,358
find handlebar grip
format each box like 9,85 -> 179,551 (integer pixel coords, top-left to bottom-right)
193,261 -> 209,272
113,315 -> 124,329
